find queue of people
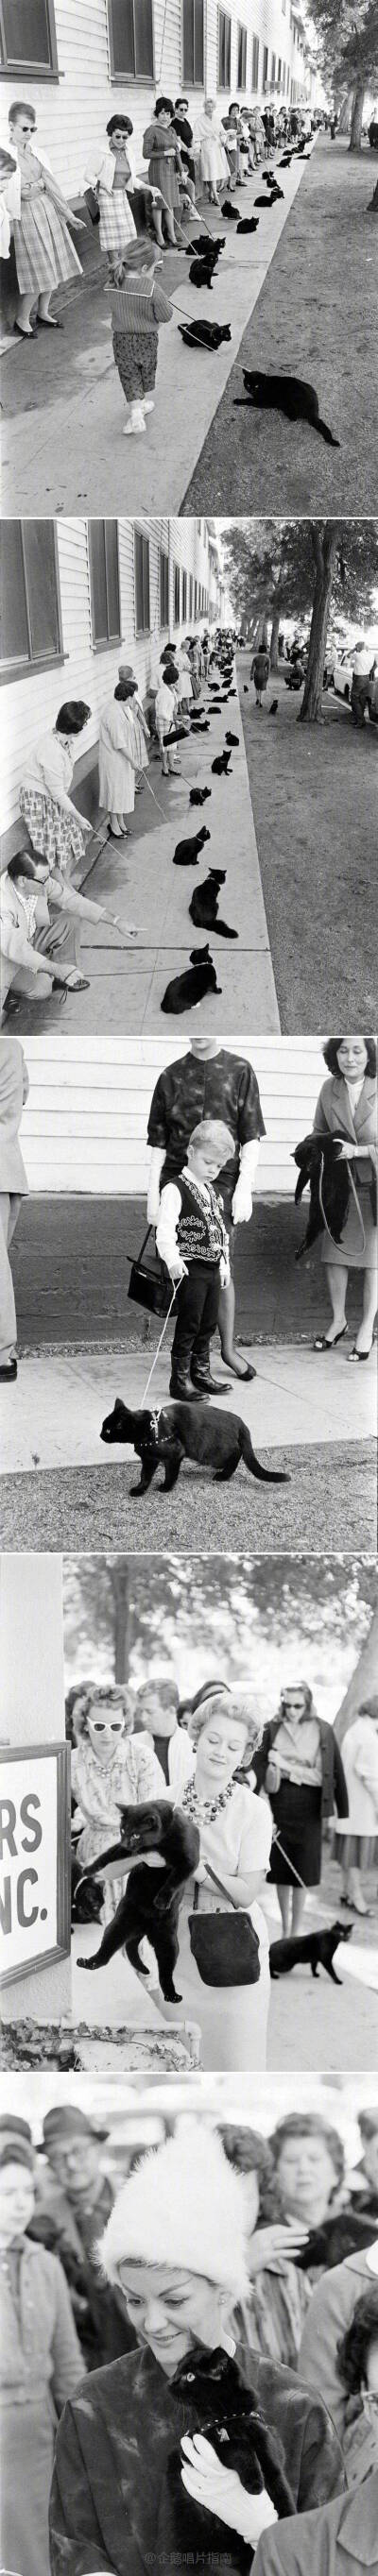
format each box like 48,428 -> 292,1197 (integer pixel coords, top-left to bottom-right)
1,2099 -> 377,2576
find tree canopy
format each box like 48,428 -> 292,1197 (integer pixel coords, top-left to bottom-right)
63,1553 -> 377,1723
223,517 -> 378,646
307,2 -> 378,144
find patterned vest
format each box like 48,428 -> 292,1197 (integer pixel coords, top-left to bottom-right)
176,1173 -> 227,1264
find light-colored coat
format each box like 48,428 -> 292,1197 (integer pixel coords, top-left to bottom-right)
334,1716 -> 378,1837
152,1723 -> 196,1800
0,1036 -> 28,1190
253,2471 -> 378,2576
300,2244 -> 378,2442
98,699 -> 147,815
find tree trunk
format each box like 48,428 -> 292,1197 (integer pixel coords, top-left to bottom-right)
334,1604 -> 378,1748
338,92 -> 352,136
269,609 -> 281,671
110,1564 -> 130,1681
299,525 -> 338,723
369,179 -> 378,211
350,82 -> 365,151
260,613 -> 269,650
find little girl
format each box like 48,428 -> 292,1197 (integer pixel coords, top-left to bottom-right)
107,239 -> 173,437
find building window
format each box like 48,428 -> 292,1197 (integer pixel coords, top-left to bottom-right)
0,0 -> 58,76
271,53 -> 276,83
107,0 -> 154,82
237,24 -> 247,88
181,569 -> 187,620
188,573 -> 194,619
0,520 -> 62,677
182,0 -> 204,88
217,7 -> 232,90
263,43 -> 268,88
89,521 -> 121,651
134,528 -> 150,636
160,549 -> 169,630
251,35 -> 259,88
174,564 -> 180,626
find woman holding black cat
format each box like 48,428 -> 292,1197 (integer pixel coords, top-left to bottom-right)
155,1689 -> 273,2069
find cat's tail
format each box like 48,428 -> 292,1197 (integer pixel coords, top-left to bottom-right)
317,417 -> 340,448
239,1424 -> 290,1484
215,918 -> 238,939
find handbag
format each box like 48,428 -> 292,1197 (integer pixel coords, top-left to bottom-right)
189,1859 -> 260,1987
128,1226 -> 173,1318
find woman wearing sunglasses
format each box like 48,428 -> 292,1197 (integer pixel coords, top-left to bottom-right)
8,99 -> 85,339
71,1686 -> 162,1926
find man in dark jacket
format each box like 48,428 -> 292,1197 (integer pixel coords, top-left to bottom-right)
146,1036 -> 265,1381
30,2104 -> 136,2372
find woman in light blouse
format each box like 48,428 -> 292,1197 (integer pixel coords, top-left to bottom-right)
155,1688 -> 272,2069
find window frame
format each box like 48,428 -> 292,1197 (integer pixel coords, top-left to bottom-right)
0,0 -> 59,78
237,22 -> 247,89
88,520 -> 122,656
160,547 -> 169,632
263,42 -> 268,89
0,519 -> 64,686
134,526 -> 151,639
107,0 -> 155,86
173,564 -> 180,628
251,34 -> 260,89
181,0 -> 205,90
217,5 -> 232,92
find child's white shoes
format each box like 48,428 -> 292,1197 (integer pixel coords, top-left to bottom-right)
123,402 -> 146,436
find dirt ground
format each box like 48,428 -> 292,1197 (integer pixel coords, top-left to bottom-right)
183,137 -> 378,517
1,1440 -> 374,1554
238,666 -> 377,1027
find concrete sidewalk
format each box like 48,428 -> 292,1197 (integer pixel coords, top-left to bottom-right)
184,136 -> 378,517
1,1339 -> 374,1478
11,667 -> 279,1033
2,153 -> 309,517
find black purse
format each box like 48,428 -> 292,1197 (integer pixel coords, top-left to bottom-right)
189,1860 -> 260,1987
128,1226 -> 173,1318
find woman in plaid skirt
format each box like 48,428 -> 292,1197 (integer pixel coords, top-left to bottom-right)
19,702 -> 94,874
85,115 -> 138,267
9,100 -> 85,338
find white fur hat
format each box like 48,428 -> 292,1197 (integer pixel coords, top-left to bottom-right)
99,2124 -> 250,2299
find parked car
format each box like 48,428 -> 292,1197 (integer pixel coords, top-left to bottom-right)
334,643 -> 372,703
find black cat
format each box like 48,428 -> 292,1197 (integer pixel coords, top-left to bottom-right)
212,750 -> 232,775
100,1397 -> 289,1492
189,867 -> 238,939
270,699 -> 279,715
190,719 -> 210,732
179,320 -> 232,350
166,2344 -> 294,2570
225,729 -> 239,745
234,370 -> 340,447
77,1801 -> 199,2003
236,216 -> 260,232
161,944 -> 221,1014
269,1922 -> 353,1983
173,824 -> 211,867
186,232 -> 225,258
293,1132 -> 351,1254
189,258 -> 216,288
189,786 -> 212,806
222,197 -> 241,218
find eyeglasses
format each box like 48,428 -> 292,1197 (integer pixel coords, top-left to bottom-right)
17,123 -> 36,134
91,1720 -> 123,1733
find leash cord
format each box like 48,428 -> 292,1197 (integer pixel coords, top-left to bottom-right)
141,1284 -> 179,1405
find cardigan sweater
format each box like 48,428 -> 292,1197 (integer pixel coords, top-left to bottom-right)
252,1719 -> 349,1826
107,277 -> 172,333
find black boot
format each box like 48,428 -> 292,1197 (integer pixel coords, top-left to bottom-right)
169,1370 -> 201,1401
191,1367 -> 232,1395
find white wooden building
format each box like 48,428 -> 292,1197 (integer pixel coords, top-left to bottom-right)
0,2 -> 317,204
20,1035 -> 326,1199
1,514 -> 225,836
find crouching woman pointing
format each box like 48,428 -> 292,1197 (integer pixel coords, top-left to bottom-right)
50,2122 -> 342,2576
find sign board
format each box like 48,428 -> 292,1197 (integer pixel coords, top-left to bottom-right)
0,1743 -> 70,1985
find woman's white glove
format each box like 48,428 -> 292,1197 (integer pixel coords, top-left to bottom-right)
146,1147 -> 165,1227
180,2434 -> 278,2545
169,1258 -> 188,1284
232,1139 -> 260,1226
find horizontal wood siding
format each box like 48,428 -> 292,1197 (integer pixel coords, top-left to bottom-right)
21,1038 -> 325,1195
2,4 -> 311,198
2,516 -> 222,830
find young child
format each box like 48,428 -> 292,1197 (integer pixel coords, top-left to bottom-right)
107,238 -> 173,437
156,1117 -> 232,1399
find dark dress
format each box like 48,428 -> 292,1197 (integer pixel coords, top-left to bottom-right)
147,1046 -> 265,1226
49,2340 -> 345,2576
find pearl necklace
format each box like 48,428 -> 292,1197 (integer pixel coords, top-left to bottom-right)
181,1775 -> 235,1825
